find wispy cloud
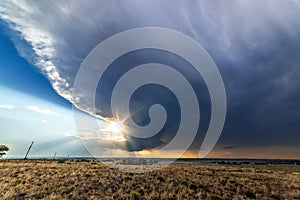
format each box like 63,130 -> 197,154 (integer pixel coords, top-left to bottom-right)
1,1 -> 300,153
40,119 -> 48,124
0,1 -> 72,102
0,104 -> 15,109
1,1 -> 299,113
26,105 -> 59,116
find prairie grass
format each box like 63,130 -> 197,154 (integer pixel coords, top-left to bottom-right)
0,160 -> 299,199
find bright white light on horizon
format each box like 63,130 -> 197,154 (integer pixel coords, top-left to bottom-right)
100,121 -> 126,142
102,122 -> 124,133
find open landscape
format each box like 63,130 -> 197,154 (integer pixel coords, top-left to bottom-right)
1,1 -> 300,200
1,159 -> 299,200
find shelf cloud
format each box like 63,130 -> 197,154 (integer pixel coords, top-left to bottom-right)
1,0 -> 300,155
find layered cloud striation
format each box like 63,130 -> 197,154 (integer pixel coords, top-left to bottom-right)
1,1 -> 300,154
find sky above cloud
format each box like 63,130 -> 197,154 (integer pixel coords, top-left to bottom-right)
0,1 -> 300,158
0,85 -> 89,158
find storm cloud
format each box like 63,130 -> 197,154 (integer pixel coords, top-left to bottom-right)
1,0 -> 300,157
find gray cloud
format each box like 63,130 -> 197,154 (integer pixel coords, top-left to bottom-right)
222,145 -> 237,150
1,1 -> 300,155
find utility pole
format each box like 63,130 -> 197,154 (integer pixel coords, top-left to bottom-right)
24,141 -> 34,160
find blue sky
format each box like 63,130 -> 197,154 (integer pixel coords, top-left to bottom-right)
1,1 -> 300,159
0,25 -> 88,158
0,23 -> 70,105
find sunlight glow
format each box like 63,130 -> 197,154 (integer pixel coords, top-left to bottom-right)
100,121 -> 126,142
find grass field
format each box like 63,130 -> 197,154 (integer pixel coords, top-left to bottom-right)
0,160 -> 299,199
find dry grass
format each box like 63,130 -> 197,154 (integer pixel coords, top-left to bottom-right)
0,160 -> 299,199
